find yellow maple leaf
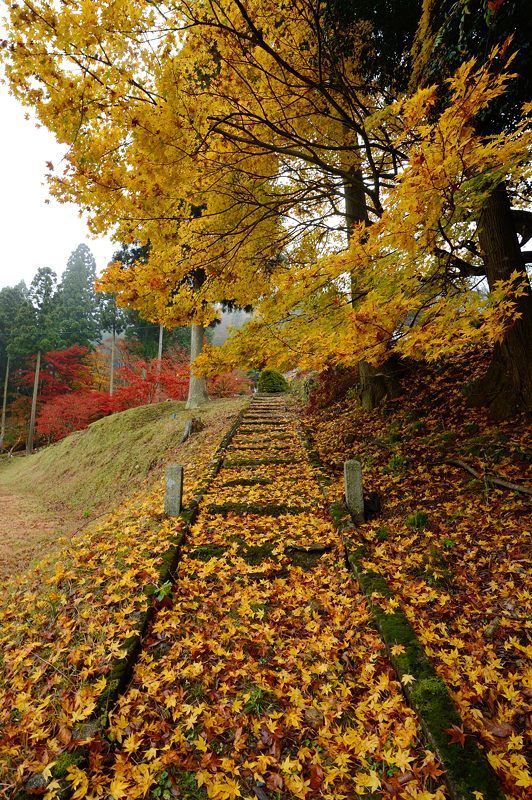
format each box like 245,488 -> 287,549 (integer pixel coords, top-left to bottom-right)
194,735 -> 209,752
391,644 -> 406,656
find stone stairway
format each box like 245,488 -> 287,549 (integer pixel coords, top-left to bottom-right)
97,394 -> 446,799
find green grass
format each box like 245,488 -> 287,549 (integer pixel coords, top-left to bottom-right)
0,399 -> 242,518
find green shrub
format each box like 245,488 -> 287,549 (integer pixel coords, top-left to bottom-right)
384,454 -> 408,475
406,510 -> 429,530
258,369 -> 288,393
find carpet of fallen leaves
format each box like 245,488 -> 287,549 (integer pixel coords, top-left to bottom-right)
55,397 -> 448,800
0,405 -> 243,798
304,350 -> 531,798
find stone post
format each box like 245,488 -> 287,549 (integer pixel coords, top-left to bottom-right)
344,459 -> 364,523
165,464 -> 183,516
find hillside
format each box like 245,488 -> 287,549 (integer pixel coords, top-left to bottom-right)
304,350 -> 531,797
0,357 -> 530,799
0,397 -> 245,578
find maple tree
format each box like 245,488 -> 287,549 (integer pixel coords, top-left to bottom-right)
2,1 -> 530,414
410,0 -> 532,417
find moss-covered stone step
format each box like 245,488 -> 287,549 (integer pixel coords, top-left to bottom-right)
240,418 -> 291,424
224,457 -> 298,467
206,502 -> 312,516
226,444 -> 292,452
242,425 -> 290,430
221,476 -> 273,487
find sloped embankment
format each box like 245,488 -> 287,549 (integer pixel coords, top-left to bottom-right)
0,398 -> 245,577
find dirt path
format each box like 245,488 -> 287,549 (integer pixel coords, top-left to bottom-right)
0,484 -> 74,579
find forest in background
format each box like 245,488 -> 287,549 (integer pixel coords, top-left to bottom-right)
0,243 -> 251,452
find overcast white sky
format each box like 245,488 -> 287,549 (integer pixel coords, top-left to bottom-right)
0,83 -> 115,290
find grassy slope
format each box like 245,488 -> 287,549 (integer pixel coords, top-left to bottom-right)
0,398 -> 245,576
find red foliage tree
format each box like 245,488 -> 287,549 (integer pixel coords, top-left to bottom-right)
18,346 -> 92,400
36,391 -> 112,442
34,348 -> 250,444
110,355 -> 189,411
208,370 -> 252,398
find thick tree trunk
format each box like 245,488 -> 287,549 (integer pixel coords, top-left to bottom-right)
109,328 -> 115,396
186,324 -> 209,409
26,350 -> 41,455
344,164 -> 368,241
0,354 -> 10,451
359,359 -> 402,411
465,183 -> 532,418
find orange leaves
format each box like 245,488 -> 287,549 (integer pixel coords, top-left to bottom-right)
0,404 -> 243,794
444,724 -> 468,747
307,350 -> 531,798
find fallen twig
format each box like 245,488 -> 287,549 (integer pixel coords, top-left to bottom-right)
445,458 -> 532,497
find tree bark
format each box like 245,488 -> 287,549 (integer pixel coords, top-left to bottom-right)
358,359 -> 402,411
26,350 -> 41,455
186,324 -> 209,409
465,183 -> 532,418
344,161 -> 401,410
0,354 -> 10,451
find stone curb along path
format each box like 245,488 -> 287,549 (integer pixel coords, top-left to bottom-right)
58,394 -> 454,799
296,421 -> 505,800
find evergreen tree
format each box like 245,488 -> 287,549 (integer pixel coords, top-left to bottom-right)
0,283 -> 28,367
9,267 -> 63,453
57,244 -> 100,347
0,282 -> 28,449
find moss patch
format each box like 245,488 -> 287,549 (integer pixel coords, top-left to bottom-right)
221,477 -> 273,487
207,502 -> 310,516
223,457 -> 296,467
345,546 -> 504,800
189,544 -> 227,561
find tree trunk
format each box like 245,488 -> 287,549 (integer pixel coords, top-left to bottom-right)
344,161 -> 401,410
26,350 -> 41,455
359,359 -> 402,411
186,324 -> 209,409
344,164 -> 368,242
109,328 -> 115,396
465,183 -> 532,418
155,323 -> 164,402
0,354 -> 10,451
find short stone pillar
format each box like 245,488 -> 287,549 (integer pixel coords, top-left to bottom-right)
164,464 -> 183,516
344,459 -> 364,523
